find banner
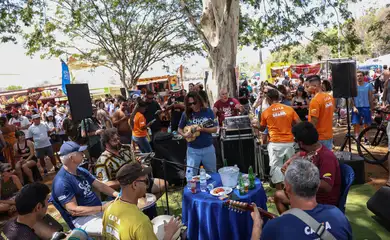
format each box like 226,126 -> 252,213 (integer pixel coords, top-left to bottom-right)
61,60 -> 71,95
290,63 -> 321,79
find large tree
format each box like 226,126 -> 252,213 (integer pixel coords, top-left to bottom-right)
24,0 -> 200,89
0,0 -> 45,43
180,0 -> 357,102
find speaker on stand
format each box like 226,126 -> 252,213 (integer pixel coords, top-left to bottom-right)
367,186 -> 390,230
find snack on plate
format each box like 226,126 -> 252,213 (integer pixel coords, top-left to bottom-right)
214,188 -> 225,194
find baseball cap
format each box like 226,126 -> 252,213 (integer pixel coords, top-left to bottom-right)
59,141 -> 88,156
31,114 -> 41,119
116,161 -> 152,186
46,111 -> 54,117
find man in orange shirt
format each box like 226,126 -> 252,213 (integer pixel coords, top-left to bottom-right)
260,89 -> 301,190
307,75 -> 335,150
131,101 -> 154,153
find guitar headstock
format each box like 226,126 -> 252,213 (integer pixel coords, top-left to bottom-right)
202,119 -> 216,128
223,200 -> 253,214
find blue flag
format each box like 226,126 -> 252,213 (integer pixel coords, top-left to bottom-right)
61,59 -> 70,95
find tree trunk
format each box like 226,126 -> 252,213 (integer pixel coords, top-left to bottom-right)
199,0 -> 240,103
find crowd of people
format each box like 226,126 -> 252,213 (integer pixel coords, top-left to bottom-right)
0,67 -> 389,239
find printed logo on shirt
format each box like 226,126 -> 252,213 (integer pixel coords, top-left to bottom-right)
272,111 -> 287,118
230,101 -> 234,105
322,173 -> 332,180
105,225 -> 120,239
78,180 -> 93,197
189,117 -> 209,126
325,102 -> 333,108
304,221 -> 331,236
58,195 -> 67,201
222,107 -> 233,117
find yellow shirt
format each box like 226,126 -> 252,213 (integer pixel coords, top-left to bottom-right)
102,200 -> 157,240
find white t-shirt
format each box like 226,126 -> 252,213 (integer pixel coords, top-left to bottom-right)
55,114 -> 66,135
28,123 -> 51,149
9,116 -> 31,135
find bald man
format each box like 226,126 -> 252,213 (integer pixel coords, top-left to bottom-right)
213,89 -> 242,126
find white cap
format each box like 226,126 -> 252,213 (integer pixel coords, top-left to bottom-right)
46,111 -> 53,117
32,114 -> 41,119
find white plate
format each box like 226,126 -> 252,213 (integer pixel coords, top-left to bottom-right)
210,187 -> 233,196
192,174 -> 211,182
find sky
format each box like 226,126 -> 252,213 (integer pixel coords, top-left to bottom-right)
0,0 -> 388,89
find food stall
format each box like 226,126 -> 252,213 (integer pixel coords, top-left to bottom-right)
0,85 -> 66,110
90,87 -> 121,100
136,75 -> 179,97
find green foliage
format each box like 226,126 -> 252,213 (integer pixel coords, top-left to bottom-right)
270,6 -> 390,63
5,85 -> 23,91
239,0 -> 356,50
0,0 -> 45,43
24,0 -> 200,88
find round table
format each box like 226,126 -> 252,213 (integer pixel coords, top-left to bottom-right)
182,173 -> 268,240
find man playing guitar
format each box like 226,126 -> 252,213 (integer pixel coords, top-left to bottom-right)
178,91 -> 218,176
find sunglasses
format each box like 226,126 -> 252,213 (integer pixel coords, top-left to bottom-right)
188,101 -> 197,106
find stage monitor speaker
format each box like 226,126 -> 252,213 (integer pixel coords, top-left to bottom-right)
367,186 -> 390,224
66,84 -> 93,122
221,138 -> 256,173
120,88 -> 126,98
331,61 -> 357,98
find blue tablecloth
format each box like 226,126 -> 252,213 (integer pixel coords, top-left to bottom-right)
182,173 -> 268,240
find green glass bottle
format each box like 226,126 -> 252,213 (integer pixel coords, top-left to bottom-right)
248,166 -> 255,189
238,173 -> 246,195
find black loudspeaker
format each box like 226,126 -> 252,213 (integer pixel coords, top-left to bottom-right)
337,154 -> 365,185
120,88 -> 126,98
222,138 -> 256,173
367,186 -> 390,224
331,61 -> 358,98
66,84 -> 93,122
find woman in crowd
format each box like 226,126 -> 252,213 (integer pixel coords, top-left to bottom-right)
13,131 -> 39,184
44,111 -> 57,144
0,163 -> 22,216
292,86 -> 309,121
0,117 -> 17,167
96,108 -> 113,129
178,91 -> 218,175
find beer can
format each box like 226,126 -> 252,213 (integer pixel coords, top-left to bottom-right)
190,180 -> 197,194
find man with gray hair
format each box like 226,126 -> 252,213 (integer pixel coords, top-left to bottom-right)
52,141 -> 119,236
250,159 -> 352,240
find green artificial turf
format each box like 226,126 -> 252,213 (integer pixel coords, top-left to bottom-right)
156,183 -> 390,240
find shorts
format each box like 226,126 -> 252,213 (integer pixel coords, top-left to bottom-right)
351,107 -> 372,125
319,139 -> 333,150
267,142 -> 295,184
73,212 -> 103,236
35,146 -> 54,159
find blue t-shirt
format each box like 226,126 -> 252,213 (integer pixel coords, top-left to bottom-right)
178,108 -> 216,149
261,204 -> 352,240
52,167 -> 102,222
353,82 -> 373,108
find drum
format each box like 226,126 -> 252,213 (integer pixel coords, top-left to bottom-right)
138,193 -> 157,220
151,215 -> 181,240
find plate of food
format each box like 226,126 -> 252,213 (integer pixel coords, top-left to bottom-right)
210,187 -> 233,197
192,174 -> 211,182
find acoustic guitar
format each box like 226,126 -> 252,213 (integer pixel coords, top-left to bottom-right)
183,119 -> 215,142
223,200 -> 278,219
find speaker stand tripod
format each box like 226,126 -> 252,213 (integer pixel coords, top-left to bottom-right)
339,98 -> 389,172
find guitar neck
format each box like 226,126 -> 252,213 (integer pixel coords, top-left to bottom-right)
244,204 -> 277,219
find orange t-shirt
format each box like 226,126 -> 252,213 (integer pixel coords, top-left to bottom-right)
260,103 -> 299,143
132,112 -> 147,137
308,92 -> 335,140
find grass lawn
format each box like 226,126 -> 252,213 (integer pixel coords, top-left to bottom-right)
155,183 -> 390,240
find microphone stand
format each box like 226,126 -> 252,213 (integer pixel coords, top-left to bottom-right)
144,154 -> 214,215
